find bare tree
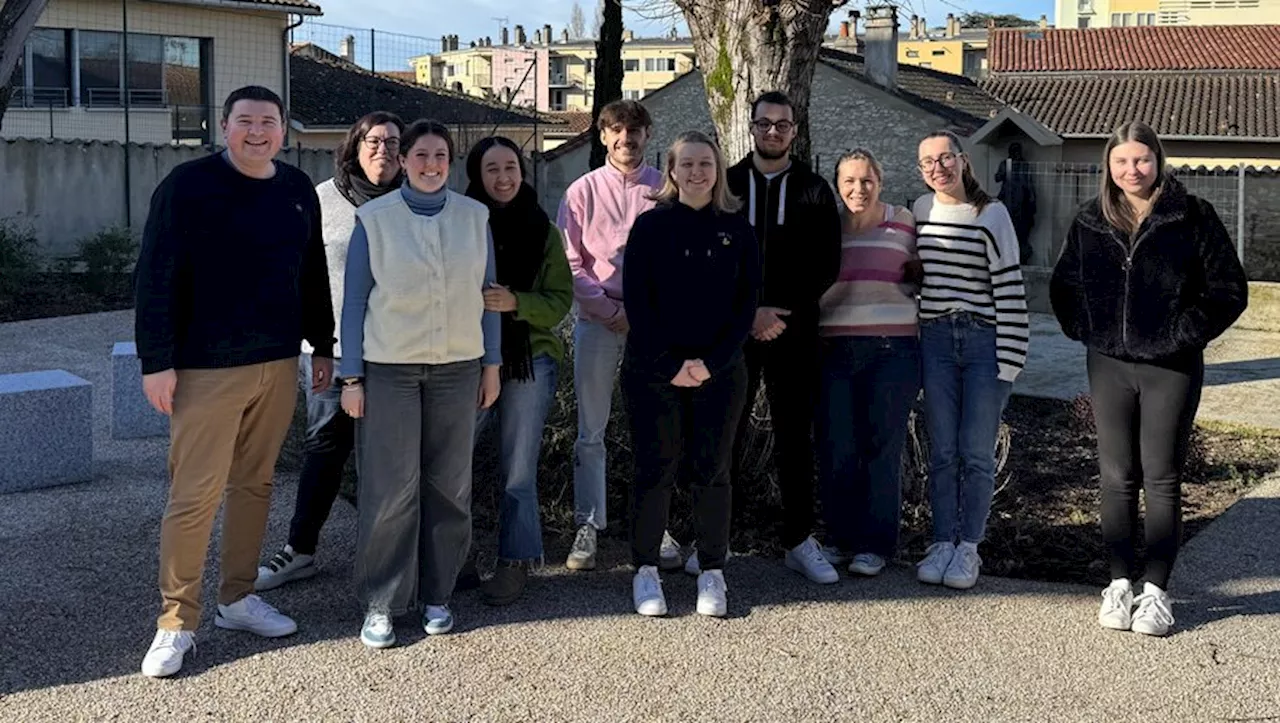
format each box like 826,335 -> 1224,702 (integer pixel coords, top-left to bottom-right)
589,0 -> 624,169
569,1 -> 588,40
0,0 -> 50,127
655,0 -> 850,164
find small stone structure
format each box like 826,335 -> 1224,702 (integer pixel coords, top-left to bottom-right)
0,370 -> 93,493
111,342 -> 169,439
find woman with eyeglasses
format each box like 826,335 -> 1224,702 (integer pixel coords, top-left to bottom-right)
911,130 -> 1029,591
256,111 -> 405,592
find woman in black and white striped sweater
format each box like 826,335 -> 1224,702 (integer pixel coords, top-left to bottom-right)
911,130 -> 1029,591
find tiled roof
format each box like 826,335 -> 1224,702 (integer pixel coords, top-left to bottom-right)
547,111 -> 593,134
818,47 -> 1003,131
210,0 -> 322,13
981,72 -> 1280,138
289,48 -> 562,128
988,26 -> 1280,73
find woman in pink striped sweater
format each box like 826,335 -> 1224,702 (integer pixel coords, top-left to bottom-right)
816,149 -> 922,578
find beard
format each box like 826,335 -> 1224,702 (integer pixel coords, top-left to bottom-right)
755,141 -> 790,161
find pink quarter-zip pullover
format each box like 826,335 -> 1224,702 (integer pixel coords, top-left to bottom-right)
556,160 -> 664,323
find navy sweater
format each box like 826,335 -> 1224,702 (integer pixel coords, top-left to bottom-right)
622,200 -> 760,381
134,153 -> 335,374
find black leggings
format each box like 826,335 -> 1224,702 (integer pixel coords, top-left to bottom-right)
1087,349 -> 1204,590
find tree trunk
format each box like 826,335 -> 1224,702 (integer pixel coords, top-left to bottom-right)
0,0 -> 50,129
676,0 -> 847,165
588,0 -> 624,169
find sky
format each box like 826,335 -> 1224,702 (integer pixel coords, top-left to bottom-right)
302,0 -> 1056,72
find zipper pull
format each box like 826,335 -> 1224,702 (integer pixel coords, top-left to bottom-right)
1122,257 -> 1133,271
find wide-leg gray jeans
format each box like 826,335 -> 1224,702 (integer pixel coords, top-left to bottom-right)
356,359 -> 480,615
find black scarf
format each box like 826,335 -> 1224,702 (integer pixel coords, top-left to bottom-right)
334,162 -> 402,207
465,181 -> 550,383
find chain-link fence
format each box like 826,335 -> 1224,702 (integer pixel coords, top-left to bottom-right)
289,19 -> 441,77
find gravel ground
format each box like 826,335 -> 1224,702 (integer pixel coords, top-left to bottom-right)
1,311 -> 1278,723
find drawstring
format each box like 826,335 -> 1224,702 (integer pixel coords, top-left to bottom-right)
747,173 -> 757,227
777,175 -> 789,226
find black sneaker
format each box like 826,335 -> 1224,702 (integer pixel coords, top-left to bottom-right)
482,562 -> 528,606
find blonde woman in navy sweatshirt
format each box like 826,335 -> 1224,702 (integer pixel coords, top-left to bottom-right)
621,130 -> 760,619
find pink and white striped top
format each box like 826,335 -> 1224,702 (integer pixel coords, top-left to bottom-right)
818,203 -> 919,337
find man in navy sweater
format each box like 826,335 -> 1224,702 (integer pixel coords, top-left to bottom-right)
133,85 -> 335,679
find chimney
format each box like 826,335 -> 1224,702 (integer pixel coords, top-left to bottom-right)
987,17 -> 996,30
485,36 -> 491,47
534,29 -> 542,44
623,29 -> 635,42
863,5 -> 898,92
500,27 -> 509,45
544,24 -> 553,45
839,20 -> 850,38
562,28 -> 570,43
1039,14 -> 1048,29
339,34 -> 355,62
515,25 -> 526,45
945,13 -> 957,38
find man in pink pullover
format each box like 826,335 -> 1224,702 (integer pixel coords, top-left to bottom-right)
556,100 -> 681,572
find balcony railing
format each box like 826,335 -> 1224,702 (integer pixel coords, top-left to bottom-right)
85,87 -> 168,108
6,86 -> 71,108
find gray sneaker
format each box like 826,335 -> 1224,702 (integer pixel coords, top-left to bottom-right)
659,530 -> 683,571
566,525 -> 597,571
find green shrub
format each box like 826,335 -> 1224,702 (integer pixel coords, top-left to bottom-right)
78,226 -> 137,295
0,217 -> 39,300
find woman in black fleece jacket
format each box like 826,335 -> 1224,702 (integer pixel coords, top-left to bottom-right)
1051,122 -> 1247,637
622,130 -> 760,619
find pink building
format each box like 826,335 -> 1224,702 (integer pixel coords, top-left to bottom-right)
491,47 -> 550,112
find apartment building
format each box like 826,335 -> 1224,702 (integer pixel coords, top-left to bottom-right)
1057,0 -> 1280,28
409,24 -> 697,112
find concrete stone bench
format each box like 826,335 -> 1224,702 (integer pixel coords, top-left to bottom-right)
0,370 -> 93,493
111,342 -> 169,440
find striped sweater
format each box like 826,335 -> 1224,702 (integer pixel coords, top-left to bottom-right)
818,203 -> 919,337
912,195 -> 1029,382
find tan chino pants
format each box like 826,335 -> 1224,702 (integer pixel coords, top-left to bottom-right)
156,357 -> 298,631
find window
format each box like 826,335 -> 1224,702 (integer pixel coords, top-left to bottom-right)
10,28 -> 71,107
550,89 -> 566,111
1077,0 -> 1093,12
906,49 -> 919,58
931,49 -> 946,56
623,89 -> 641,100
624,58 -> 639,72
919,62 -> 932,68
77,30 -> 207,110
585,58 -> 595,73
1078,17 -> 1091,27
79,30 -> 121,107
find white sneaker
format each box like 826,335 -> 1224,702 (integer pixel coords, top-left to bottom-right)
214,594 -> 298,638
696,570 -> 728,617
849,553 -> 886,577
360,610 -> 395,648
784,536 -> 840,584
683,547 -> 732,576
943,543 -> 982,589
566,525 -> 597,571
659,530 -> 684,571
820,545 -> 851,567
1098,579 -> 1134,631
916,542 -> 956,585
255,545 -> 316,591
633,565 -> 667,616
1131,583 -> 1174,636
140,629 -> 195,678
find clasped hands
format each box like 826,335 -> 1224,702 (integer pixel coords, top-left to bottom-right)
671,359 -> 711,388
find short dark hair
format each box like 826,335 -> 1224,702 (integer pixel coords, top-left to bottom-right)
597,99 -> 652,132
400,119 -> 456,159
221,85 -> 285,123
336,111 -> 406,175
751,91 -> 793,120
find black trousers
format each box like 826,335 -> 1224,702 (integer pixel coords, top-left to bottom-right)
732,328 -> 822,548
1088,349 -> 1204,590
287,383 -> 356,555
624,359 -> 748,571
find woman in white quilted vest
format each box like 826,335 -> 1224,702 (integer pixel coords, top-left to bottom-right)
337,119 -> 502,650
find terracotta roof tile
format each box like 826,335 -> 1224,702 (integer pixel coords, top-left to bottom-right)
980,72 -> 1280,138
988,26 -> 1280,73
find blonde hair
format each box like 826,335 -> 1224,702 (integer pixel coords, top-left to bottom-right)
1100,121 -> 1167,238
648,131 -> 742,213
832,147 -> 884,186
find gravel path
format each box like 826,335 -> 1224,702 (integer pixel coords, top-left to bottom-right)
1,311 -> 1277,722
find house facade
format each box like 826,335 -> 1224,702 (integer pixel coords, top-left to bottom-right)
3,0 -> 319,146
1056,0 -> 1280,28
411,26 -> 696,112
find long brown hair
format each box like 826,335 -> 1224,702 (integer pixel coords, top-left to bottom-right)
923,130 -> 992,213
647,131 -> 742,213
1099,121 -> 1167,238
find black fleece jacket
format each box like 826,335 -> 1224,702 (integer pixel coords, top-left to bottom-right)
134,153 -> 335,375
726,155 -> 841,327
1050,176 -> 1248,363
622,200 -> 760,382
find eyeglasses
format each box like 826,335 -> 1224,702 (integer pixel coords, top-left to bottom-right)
917,152 -> 959,172
752,119 -> 794,134
362,136 -> 401,151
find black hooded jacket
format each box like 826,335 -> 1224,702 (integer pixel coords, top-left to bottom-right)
1050,176 -> 1248,363
726,155 -> 841,327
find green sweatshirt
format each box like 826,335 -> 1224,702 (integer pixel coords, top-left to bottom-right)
512,225 -> 574,365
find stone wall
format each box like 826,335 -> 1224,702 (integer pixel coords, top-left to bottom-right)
0,139 -> 334,258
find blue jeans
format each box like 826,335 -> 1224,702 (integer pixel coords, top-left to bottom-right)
920,313 -> 1012,545
572,318 -> 627,530
475,354 -> 559,562
817,335 -> 921,557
